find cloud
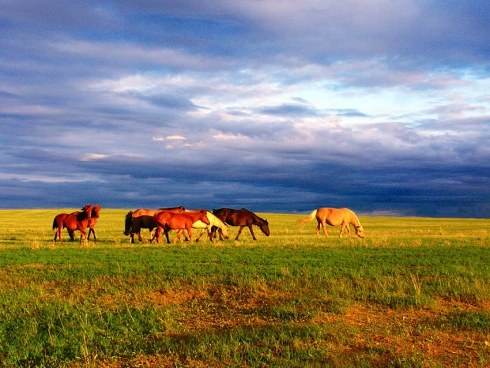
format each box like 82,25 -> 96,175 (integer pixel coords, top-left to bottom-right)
0,1 -> 489,217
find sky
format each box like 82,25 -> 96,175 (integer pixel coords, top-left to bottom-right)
1,1 -> 490,217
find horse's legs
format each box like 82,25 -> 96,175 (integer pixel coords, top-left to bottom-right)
195,229 -> 206,242
79,228 -> 88,244
53,227 -> 63,245
186,227 -> 193,243
339,223 -> 350,238
87,228 -> 97,241
57,224 -> 64,245
318,220 -> 329,238
247,224 -> 257,240
174,229 -> 184,244
68,229 -> 76,241
149,228 -> 157,243
235,226 -> 245,240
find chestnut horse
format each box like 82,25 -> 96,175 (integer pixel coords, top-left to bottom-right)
298,207 -> 365,238
212,208 -> 270,241
124,206 -> 185,243
52,204 -> 92,245
180,210 -> 230,242
153,209 -> 210,244
69,204 -> 101,241
87,204 -> 101,240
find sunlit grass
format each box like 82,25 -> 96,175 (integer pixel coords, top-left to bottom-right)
0,209 -> 489,366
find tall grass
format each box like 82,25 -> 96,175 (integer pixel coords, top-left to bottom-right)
0,209 -> 489,366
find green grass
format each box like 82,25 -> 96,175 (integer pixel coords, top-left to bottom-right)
0,209 -> 489,367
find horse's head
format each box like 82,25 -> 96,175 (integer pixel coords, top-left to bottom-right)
260,219 -> 270,237
200,210 -> 210,225
355,225 -> 365,239
124,211 -> 133,235
82,204 -> 92,219
92,204 -> 101,218
220,225 -> 230,239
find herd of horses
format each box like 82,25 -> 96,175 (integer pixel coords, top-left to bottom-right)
52,205 -> 364,245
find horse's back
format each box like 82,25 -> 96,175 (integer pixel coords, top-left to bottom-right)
316,207 -> 351,226
53,213 -> 68,229
155,210 -> 206,229
132,208 -> 157,217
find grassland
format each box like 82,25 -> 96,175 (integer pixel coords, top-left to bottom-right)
0,209 -> 489,367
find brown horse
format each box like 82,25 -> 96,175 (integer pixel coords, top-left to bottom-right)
69,204 -> 101,241
153,209 -> 210,244
298,207 -> 365,238
87,204 -> 101,240
212,208 -> 270,240
124,206 -> 185,243
52,204 -> 92,245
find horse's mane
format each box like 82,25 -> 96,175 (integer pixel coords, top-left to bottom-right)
349,209 -> 362,227
244,208 -> 267,224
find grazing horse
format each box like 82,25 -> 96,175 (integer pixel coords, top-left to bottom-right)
298,207 -> 365,239
153,210 -> 210,244
212,208 -> 270,241
124,206 -> 185,243
69,204 -> 101,241
52,204 -> 92,245
181,210 -> 230,242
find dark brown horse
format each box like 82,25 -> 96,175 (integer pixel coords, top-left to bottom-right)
52,204 -> 92,245
212,208 -> 270,240
153,209 -> 210,244
69,204 -> 101,241
124,206 -> 185,243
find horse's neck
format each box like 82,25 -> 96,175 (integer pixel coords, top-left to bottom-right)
250,212 -> 264,224
349,212 -> 361,227
77,211 -> 89,221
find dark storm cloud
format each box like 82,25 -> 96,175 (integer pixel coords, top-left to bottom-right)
1,1 -> 490,217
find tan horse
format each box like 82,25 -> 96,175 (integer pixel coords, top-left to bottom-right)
298,207 -> 364,238
186,210 -> 230,242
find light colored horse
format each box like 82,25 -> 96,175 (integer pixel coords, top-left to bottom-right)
298,207 -> 365,238
189,211 -> 230,242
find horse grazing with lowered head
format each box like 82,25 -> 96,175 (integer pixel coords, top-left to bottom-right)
124,206 -> 185,243
298,207 -> 364,238
153,209 -> 210,244
180,210 -> 230,242
212,208 -> 270,241
53,204 -> 92,245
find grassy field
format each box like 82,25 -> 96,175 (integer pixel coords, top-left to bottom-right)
0,209 -> 489,367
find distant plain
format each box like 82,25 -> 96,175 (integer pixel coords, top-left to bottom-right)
0,209 -> 489,367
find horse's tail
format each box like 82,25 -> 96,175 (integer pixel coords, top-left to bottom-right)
298,210 -> 317,224
52,217 -> 58,230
